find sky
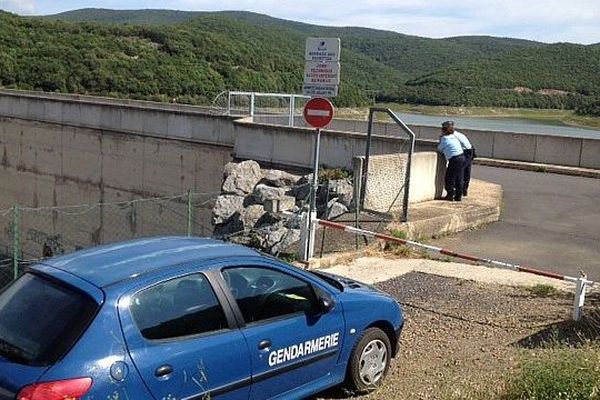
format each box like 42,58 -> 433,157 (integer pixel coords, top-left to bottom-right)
1,0 -> 599,44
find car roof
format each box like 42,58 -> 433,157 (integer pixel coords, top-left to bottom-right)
42,236 -> 260,288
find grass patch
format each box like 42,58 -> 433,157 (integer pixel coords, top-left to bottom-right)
526,284 -> 559,297
503,345 -> 600,400
390,229 -> 408,239
440,344 -> 600,400
534,165 -> 550,173
383,229 -> 411,256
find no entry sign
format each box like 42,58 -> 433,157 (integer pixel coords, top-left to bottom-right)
303,97 -> 335,128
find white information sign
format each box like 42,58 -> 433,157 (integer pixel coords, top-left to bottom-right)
302,84 -> 339,97
303,62 -> 341,85
303,37 -> 341,98
305,38 -> 341,62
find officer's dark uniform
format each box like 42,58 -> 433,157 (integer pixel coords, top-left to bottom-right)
445,153 -> 466,201
453,130 -> 475,196
438,123 -> 466,201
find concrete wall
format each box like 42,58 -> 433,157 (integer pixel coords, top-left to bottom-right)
0,116 -> 233,258
3,90 -> 598,170
0,89 -> 237,147
0,117 -> 232,207
255,114 -> 600,169
234,118 -> 439,170
354,152 -> 445,212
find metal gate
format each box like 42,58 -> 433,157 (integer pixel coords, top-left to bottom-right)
358,108 -> 416,223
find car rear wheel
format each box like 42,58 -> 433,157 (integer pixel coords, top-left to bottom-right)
345,327 -> 391,393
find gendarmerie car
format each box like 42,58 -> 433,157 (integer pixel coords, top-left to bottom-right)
0,236 -> 403,400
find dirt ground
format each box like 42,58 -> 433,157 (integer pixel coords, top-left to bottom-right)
312,272 -> 600,400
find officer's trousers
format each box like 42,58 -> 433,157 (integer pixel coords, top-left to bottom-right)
445,154 -> 466,200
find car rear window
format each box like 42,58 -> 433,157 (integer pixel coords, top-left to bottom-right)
0,273 -> 98,366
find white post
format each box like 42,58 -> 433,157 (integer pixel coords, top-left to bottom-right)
308,210 -> 317,259
289,95 -> 296,127
299,212 -> 311,262
250,93 -> 256,119
572,274 -> 588,321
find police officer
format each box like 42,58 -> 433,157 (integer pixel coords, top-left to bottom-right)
444,121 -> 474,197
438,121 -> 466,201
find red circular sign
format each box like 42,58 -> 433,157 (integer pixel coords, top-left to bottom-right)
303,97 -> 335,128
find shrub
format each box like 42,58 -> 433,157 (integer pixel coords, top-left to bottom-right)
318,168 -> 351,184
526,284 -> 559,297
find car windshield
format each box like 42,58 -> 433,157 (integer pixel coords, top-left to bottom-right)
0,273 -> 98,366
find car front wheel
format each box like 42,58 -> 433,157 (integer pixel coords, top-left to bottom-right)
345,327 -> 391,393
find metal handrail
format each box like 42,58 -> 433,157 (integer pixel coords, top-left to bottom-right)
227,91 -> 311,127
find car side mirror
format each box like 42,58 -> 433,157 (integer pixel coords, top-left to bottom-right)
319,296 -> 335,314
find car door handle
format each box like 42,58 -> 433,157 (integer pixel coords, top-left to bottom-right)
155,364 -> 173,377
258,339 -> 271,350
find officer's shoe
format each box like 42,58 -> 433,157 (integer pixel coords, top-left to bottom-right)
454,197 -> 462,202
462,189 -> 468,197
442,194 -> 454,201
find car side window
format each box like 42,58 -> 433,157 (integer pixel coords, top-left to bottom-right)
130,274 -> 228,340
222,267 -> 319,323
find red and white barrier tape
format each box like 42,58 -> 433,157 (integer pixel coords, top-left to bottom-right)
316,219 -> 594,286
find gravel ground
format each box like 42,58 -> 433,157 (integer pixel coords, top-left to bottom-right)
312,272 -> 599,400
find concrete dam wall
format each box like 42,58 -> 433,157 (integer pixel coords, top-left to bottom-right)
0,117 -> 233,208
0,89 -> 596,259
255,115 -> 600,170
0,115 -> 233,260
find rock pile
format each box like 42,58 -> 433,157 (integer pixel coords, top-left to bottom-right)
212,160 -> 354,255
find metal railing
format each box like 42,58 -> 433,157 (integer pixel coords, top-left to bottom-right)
226,91 -> 311,127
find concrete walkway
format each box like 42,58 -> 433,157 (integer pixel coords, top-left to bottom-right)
322,256 -> 576,292
432,166 -> 600,280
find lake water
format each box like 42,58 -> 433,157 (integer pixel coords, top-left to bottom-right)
395,112 -> 600,139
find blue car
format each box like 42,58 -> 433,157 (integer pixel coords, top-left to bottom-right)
0,237 -> 403,400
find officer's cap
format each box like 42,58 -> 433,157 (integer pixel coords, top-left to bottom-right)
441,120 -> 454,128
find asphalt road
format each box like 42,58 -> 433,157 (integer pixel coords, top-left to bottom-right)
432,166 -> 600,280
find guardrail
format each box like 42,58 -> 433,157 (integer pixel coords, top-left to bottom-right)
311,218 -> 594,321
227,91 -> 310,127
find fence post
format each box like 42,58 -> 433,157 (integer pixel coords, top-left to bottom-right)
353,162 -> 362,250
250,93 -> 256,118
12,206 -> 20,280
572,273 -> 588,321
187,189 -> 193,237
288,95 -> 296,127
299,212 -> 316,262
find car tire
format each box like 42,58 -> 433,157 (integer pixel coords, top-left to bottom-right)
345,327 -> 391,394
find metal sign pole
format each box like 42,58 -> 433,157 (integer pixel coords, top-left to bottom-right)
305,128 -> 322,260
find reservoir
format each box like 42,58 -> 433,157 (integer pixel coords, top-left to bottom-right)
396,112 -> 600,139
